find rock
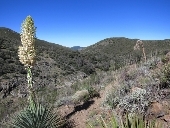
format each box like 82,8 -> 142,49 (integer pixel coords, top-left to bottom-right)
18,91 -> 27,98
162,52 -> 170,63
162,100 -> 169,107
147,102 -> 165,118
163,115 -> 170,122
166,52 -> 170,59
156,112 -> 165,118
0,92 -> 4,99
131,87 -> 146,95
0,85 -> 2,92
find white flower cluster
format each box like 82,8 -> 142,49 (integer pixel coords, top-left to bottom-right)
18,15 -> 36,68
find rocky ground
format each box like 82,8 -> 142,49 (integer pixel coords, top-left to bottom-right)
57,60 -> 170,128
58,81 -> 114,128
57,84 -> 170,128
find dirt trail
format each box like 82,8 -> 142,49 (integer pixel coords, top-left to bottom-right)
59,81 -> 114,128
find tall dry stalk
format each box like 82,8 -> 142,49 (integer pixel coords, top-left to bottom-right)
134,40 -> 146,62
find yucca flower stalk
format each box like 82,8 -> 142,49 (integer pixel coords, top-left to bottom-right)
134,40 -> 147,63
18,15 -> 36,104
10,15 -> 66,128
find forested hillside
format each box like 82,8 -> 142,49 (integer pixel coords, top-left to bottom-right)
81,37 -> 170,71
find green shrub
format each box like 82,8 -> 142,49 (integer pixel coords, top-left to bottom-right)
103,84 -> 150,114
160,63 -> 170,88
72,89 -> 90,105
86,86 -> 100,99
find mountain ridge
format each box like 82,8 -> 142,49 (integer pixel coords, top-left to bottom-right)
70,46 -> 85,51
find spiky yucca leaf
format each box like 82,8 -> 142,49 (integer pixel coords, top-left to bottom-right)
110,113 -> 118,128
88,112 -> 162,128
10,102 -> 65,128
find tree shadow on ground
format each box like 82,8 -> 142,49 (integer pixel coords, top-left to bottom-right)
66,100 -> 95,119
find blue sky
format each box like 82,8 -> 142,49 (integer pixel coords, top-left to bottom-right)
1,0 -> 170,47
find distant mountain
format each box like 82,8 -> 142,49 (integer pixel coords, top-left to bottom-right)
71,46 -> 85,51
81,37 -> 170,70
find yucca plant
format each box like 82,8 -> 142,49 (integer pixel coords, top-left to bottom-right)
9,15 -> 66,128
121,113 -> 163,128
10,102 -> 65,128
87,112 -> 162,128
121,113 -> 146,128
87,113 -> 119,128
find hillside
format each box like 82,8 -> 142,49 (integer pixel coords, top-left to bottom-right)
0,27 -> 95,75
0,27 -> 100,99
81,37 -> 170,71
1,27 -> 170,127
60,57 -> 170,127
0,27 -> 96,125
